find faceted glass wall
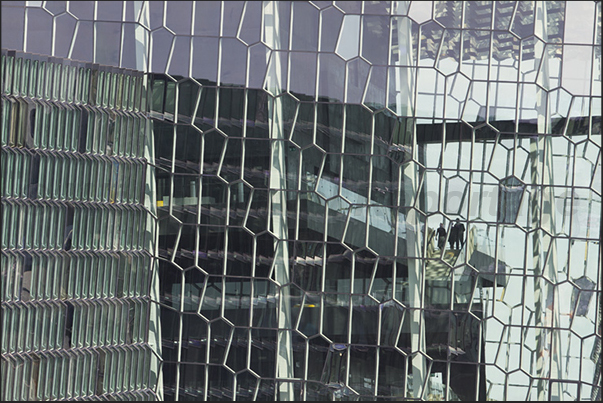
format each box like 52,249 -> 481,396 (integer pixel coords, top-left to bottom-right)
146,1 -> 601,400
1,1 -> 601,401
0,50 -> 161,400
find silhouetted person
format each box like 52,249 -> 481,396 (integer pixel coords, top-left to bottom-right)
436,223 -> 447,250
448,223 -> 456,249
452,218 -> 465,249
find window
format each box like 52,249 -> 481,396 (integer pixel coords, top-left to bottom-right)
497,176 -> 525,224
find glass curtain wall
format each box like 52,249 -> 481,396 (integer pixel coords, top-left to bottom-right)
1,1 -> 601,401
0,50 -> 161,400
148,1 -> 601,400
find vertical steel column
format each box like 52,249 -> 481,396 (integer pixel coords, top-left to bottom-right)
395,2 -> 426,398
531,2 -> 562,400
136,2 -> 163,400
263,2 -> 294,400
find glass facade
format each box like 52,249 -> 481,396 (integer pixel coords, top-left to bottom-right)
0,49 -> 162,400
1,1 -> 601,401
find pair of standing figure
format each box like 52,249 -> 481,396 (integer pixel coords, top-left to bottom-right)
436,219 -> 465,250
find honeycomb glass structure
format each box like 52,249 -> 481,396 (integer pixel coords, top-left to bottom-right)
1,1 -> 601,401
